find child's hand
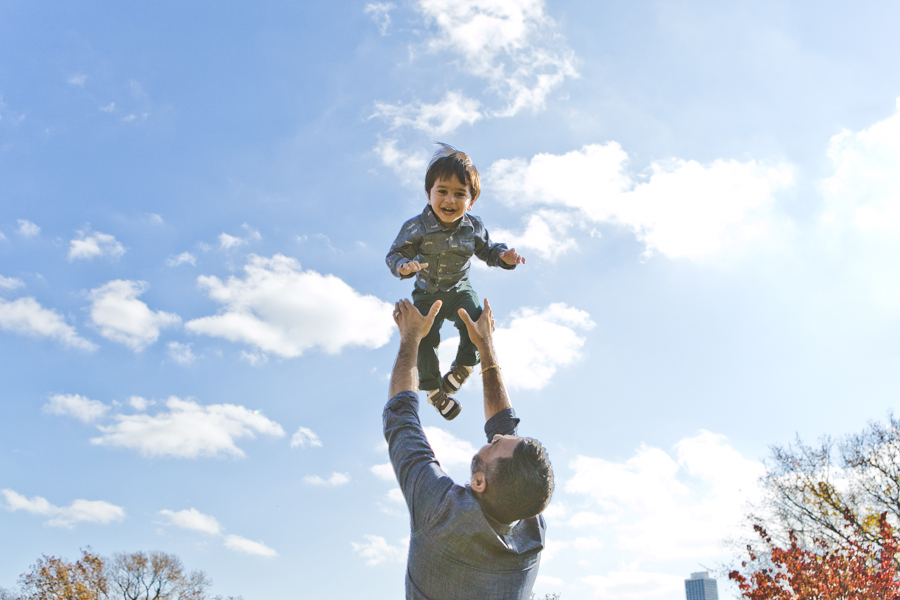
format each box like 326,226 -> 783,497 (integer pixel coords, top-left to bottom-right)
499,249 -> 525,265
398,260 -> 428,276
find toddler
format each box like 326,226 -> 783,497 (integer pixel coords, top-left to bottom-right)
386,143 -> 524,420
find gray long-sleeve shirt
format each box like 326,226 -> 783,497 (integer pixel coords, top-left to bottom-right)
383,390 -> 546,600
386,207 -> 515,294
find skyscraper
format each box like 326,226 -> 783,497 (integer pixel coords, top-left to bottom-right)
685,571 -> 719,600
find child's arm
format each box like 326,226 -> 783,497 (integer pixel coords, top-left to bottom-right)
386,219 -> 426,279
471,218 -> 524,270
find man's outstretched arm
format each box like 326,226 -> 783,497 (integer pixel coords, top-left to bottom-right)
389,299 -> 441,398
458,299 -> 512,421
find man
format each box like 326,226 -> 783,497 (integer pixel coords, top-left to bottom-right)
384,297 -> 554,600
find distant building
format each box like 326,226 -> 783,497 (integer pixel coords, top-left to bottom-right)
685,571 -> 719,600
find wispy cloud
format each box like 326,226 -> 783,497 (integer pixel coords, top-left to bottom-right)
88,280 -> 181,351
351,535 -> 409,566
365,2 -> 396,35
0,275 -> 24,290
160,507 -> 278,557
290,426 -> 322,449
414,0 -> 577,116
167,341 -> 197,365
1,489 -> 125,528
223,534 -> 278,557
89,396 -> 285,459
160,508 -> 223,535
17,219 -> 40,237
166,252 -> 197,267
373,91 -> 482,137
0,297 -> 97,351
219,224 -> 261,251
185,254 -> 394,358
303,472 -> 350,487
43,394 -> 109,423
68,229 -> 126,261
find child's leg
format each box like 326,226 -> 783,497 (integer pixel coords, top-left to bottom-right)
449,285 -> 483,369
412,291 -> 444,392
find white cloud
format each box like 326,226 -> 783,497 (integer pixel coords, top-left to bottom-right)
100,102 -> 116,113
168,341 -> 197,365
43,394 -> 109,423
374,139 -> 429,187
0,275 -> 24,290
351,535 -> 408,566
422,426 -> 478,476
17,219 -> 40,237
438,303 -> 592,391
365,2 -> 396,35
491,210 -> 578,260
290,426 -> 322,449
166,252 -> 197,267
1,489 -> 125,528
414,0 -> 577,116
88,280 -> 181,351
581,569 -> 684,600
128,396 -> 154,411
160,508 -> 222,535
822,97 -> 900,236
185,254 -> 394,357
370,462 -> 395,481
565,431 -> 764,561
373,91 -> 482,137
223,534 -> 278,557
90,396 -> 285,458
489,143 -> 794,259
68,229 -> 126,261
0,296 -> 97,351
494,303 -> 594,390
304,472 -> 350,487
68,74 -> 87,86
219,224 -> 261,251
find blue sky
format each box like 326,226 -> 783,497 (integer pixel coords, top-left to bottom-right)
3,1 -> 900,599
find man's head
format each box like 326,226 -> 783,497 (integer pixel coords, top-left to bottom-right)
425,142 -> 481,207
470,434 -> 554,524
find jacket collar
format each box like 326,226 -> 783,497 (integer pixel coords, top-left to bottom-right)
422,205 -> 474,233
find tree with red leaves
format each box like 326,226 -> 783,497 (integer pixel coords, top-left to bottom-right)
730,511 -> 900,600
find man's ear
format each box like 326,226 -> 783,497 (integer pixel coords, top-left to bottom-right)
471,470 -> 487,494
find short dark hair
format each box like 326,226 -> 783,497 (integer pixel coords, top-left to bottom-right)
481,438 -> 554,523
424,142 -> 481,202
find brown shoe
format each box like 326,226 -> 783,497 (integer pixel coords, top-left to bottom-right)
441,363 -> 474,394
426,389 -> 462,420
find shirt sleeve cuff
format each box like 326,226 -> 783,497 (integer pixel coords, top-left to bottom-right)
484,408 -> 520,441
385,390 -> 419,413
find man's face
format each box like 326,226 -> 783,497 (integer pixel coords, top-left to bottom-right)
471,434 -> 522,478
427,174 -> 475,228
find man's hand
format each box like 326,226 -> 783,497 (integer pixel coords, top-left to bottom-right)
394,298 -> 440,342
499,248 -> 525,265
457,298 -> 495,354
398,260 -> 429,276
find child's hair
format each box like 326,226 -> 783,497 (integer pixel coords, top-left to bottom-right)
425,142 -> 481,202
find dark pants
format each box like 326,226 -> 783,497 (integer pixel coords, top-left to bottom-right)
412,284 -> 483,391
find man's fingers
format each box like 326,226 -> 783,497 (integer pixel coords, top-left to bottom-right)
458,307 -> 474,327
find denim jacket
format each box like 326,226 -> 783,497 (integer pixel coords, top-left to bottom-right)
383,391 -> 545,600
387,207 -> 515,294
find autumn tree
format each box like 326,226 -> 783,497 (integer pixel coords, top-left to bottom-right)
751,414 -> 900,553
15,549 -> 239,600
18,548 -> 107,600
730,512 -> 900,599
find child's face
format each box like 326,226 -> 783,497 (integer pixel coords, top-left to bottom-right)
427,175 -> 475,228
